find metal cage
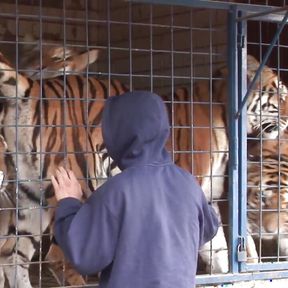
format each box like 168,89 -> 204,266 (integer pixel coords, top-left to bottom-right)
0,0 -> 288,287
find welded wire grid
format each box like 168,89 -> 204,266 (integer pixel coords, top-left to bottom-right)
5,0 -> 288,286
0,1 -> 231,286
246,17 -> 288,266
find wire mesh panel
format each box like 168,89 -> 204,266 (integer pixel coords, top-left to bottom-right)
242,17 -> 288,271
0,1 -> 232,286
2,0 -> 288,287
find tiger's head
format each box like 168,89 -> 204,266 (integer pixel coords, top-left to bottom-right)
247,162 -> 288,234
20,45 -> 99,80
19,34 -> 99,80
210,55 -> 288,139
246,55 -> 288,139
247,138 -> 288,235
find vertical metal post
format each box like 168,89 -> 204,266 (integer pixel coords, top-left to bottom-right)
228,5 -> 239,274
237,12 -> 248,273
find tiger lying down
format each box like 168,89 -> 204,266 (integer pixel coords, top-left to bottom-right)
0,48 -> 288,287
247,135 -> 288,263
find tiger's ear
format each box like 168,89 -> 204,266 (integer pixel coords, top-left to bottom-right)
246,55 -> 275,89
21,33 -> 37,52
29,48 -> 99,80
62,49 -> 99,72
247,55 -> 260,84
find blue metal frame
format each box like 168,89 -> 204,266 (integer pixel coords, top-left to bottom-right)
129,0 -> 288,284
128,0 -> 282,13
227,5 -> 239,275
237,11 -> 249,275
196,270 -> 288,285
237,11 -> 288,273
129,0 -> 288,23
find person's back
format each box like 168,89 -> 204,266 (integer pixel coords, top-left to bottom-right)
53,91 -> 219,288
97,161 -> 218,288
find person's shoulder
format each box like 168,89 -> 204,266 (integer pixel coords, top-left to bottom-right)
96,170 -> 130,198
171,163 -> 205,195
98,171 -> 124,190
172,163 -> 200,182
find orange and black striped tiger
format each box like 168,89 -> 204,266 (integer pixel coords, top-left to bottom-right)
246,136 -> 288,263
0,51 -> 127,287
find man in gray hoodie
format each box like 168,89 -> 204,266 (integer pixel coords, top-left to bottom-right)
52,90 -> 219,287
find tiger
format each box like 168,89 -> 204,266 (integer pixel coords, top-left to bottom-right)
0,51 -> 126,288
190,55 -> 288,270
0,42 -> 108,287
247,136 -> 288,263
0,135 -> 13,285
195,54 -> 288,139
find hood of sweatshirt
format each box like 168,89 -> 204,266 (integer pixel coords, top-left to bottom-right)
102,91 -> 171,170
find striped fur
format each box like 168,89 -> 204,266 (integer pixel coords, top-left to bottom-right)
0,51 -> 126,287
247,137 -> 288,262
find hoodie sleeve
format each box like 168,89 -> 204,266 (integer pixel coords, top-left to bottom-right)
198,193 -> 220,247
54,191 -> 119,276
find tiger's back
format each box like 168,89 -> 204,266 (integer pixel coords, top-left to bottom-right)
169,87 -> 228,201
167,87 -> 229,274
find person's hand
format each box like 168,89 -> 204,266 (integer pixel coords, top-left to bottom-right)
51,167 -> 83,202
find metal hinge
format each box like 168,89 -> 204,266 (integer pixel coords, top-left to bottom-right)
237,236 -> 247,262
237,34 -> 245,49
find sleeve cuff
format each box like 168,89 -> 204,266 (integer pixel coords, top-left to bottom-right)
55,197 -> 82,219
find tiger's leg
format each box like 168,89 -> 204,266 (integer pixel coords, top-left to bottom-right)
0,199 -> 14,287
199,227 -> 229,273
45,241 -> 86,286
279,237 -> 288,259
198,203 -> 229,273
1,236 -> 34,288
1,204 -> 52,288
0,266 -> 4,288
246,234 -> 258,263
